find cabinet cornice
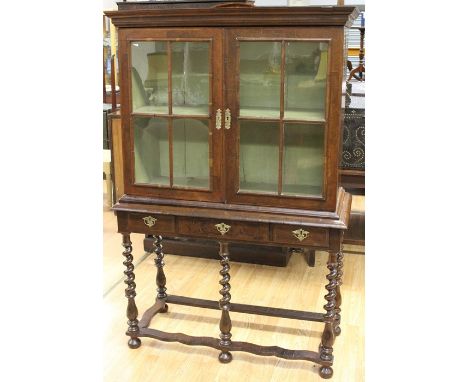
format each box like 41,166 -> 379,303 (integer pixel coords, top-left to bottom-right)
105,7 -> 359,29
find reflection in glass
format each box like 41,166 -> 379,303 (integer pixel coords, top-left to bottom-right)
131,41 -> 168,114
240,42 -> 281,118
285,42 -> 328,121
282,123 -> 324,196
239,121 -> 278,193
173,119 -> 210,189
172,42 -> 210,116
133,116 -> 169,185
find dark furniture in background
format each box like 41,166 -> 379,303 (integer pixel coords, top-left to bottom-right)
142,235 -> 315,267
106,2 -> 358,378
340,20 -> 365,194
340,81 -> 365,193
103,104 -> 113,149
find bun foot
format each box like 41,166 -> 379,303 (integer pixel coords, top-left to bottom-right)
319,366 -> 333,379
128,337 -> 141,349
218,351 -> 232,363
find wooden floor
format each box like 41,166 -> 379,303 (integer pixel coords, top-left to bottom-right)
103,191 -> 365,381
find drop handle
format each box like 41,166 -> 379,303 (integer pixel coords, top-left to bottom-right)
225,108 -> 231,130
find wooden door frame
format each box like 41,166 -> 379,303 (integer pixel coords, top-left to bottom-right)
119,27 -> 225,203
224,27 -> 344,212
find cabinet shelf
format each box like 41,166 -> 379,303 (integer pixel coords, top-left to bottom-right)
284,109 -> 325,122
133,105 -> 210,116
239,107 -> 325,122
133,105 -> 168,114
173,176 -> 209,189
239,107 -> 280,119
281,184 -> 323,197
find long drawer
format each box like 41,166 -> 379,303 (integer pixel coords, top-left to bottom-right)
177,217 -> 269,242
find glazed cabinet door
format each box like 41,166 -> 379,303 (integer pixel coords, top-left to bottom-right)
120,28 -> 224,202
225,28 -> 344,211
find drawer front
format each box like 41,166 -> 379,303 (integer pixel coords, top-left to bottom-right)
126,213 -> 176,234
177,217 -> 269,242
272,225 -> 329,247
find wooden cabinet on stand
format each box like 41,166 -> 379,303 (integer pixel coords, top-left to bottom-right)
105,1 -> 357,378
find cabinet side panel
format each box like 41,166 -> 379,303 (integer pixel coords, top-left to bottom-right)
110,114 -> 125,201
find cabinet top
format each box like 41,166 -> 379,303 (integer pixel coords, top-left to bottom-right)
105,6 -> 359,28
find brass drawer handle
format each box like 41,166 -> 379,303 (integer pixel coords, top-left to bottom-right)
225,108 -> 231,130
292,229 -> 309,242
215,108 -> 222,130
142,216 -> 157,227
215,222 -> 231,235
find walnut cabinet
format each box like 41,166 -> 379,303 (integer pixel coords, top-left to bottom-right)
106,3 -> 358,379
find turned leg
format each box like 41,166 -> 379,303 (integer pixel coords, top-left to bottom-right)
334,249 -> 344,336
218,242 -> 232,363
319,251 -> 339,379
122,233 -> 141,349
153,235 -> 168,313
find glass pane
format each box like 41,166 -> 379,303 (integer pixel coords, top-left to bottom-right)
173,119 -> 210,189
285,42 -> 328,121
133,116 -> 169,185
240,42 -> 281,118
283,123 -> 324,196
131,41 -> 168,114
172,42 -> 210,116
239,121 -> 278,193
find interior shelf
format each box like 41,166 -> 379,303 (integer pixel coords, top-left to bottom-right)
239,107 -> 325,122
281,184 -> 322,197
172,105 -> 209,116
239,181 -> 278,194
173,176 -> 209,189
133,105 -> 168,114
239,107 -> 280,119
133,105 -> 209,117
283,109 -> 325,122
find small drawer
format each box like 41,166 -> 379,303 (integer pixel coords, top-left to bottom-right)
126,213 -> 175,234
177,217 -> 269,243
272,225 -> 328,247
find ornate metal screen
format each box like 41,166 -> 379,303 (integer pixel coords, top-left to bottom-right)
341,82 -> 364,170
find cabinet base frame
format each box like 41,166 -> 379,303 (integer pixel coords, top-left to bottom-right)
116,190 -> 350,379
134,298 -> 331,366
121,240 -> 344,379
133,324 -> 331,366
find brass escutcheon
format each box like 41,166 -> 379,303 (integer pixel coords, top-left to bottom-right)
215,222 -> 231,235
292,228 -> 309,242
225,108 -> 231,130
142,216 -> 157,227
215,109 -> 222,130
